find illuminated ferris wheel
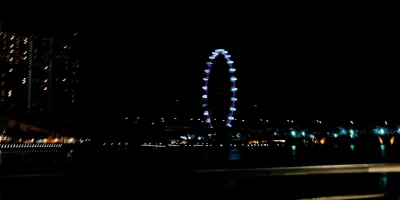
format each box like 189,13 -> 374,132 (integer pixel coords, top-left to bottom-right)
202,49 -> 237,128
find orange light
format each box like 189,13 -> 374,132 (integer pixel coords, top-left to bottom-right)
320,137 -> 326,144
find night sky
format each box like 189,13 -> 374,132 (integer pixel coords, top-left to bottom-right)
1,20 -> 80,35
107,22 -> 398,118
2,19 -> 398,122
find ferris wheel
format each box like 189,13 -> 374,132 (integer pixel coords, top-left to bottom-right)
202,49 -> 237,128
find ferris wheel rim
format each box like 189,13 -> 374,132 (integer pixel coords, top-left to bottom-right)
202,49 -> 237,128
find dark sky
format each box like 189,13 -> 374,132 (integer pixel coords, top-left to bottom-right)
107,22 -> 398,116
90,18 -> 399,120
1,20 -> 80,35
2,18 -> 399,120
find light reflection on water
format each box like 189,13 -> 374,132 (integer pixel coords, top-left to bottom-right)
379,172 -> 388,190
228,149 -> 241,161
380,144 -> 386,157
218,143 -> 400,170
291,145 -> 296,159
287,145 -> 368,160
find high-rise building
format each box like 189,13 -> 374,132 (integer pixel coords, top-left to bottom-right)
0,31 -> 30,115
29,35 -> 53,115
0,25 -> 80,120
52,34 -> 80,118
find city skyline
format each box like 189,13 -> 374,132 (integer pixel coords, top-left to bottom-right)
2,20 -> 398,125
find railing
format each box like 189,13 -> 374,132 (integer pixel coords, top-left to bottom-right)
0,143 -> 62,149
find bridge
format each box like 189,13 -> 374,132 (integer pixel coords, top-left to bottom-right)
0,115 -> 76,136
0,116 -> 48,132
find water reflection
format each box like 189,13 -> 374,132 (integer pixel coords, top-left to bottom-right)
350,144 -> 355,151
380,145 -> 385,157
228,149 -> 240,161
291,145 -> 296,159
379,173 -> 388,190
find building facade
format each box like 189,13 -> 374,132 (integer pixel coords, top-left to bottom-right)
0,31 -> 29,115
0,27 -> 79,120
52,34 -> 80,118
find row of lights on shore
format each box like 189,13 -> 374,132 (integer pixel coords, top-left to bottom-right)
141,143 -> 284,148
103,142 -> 128,146
128,117 -> 248,124
126,117 -> 393,126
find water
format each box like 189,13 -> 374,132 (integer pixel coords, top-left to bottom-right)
0,172 -> 399,199
134,143 -> 400,170
190,173 -> 400,199
1,144 -> 400,199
